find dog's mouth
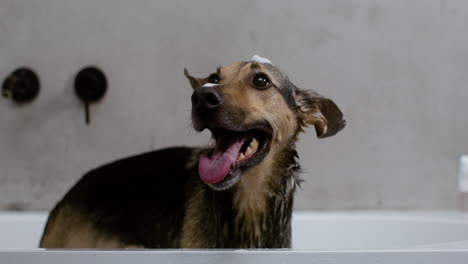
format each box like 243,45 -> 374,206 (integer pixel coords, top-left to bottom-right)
198,125 -> 272,191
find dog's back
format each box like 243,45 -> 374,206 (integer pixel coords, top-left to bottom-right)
40,147 -> 200,248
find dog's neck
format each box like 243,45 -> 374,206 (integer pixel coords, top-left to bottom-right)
231,145 -> 300,247
181,145 -> 301,248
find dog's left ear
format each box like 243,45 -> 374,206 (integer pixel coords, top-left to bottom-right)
184,68 -> 206,90
295,89 -> 346,138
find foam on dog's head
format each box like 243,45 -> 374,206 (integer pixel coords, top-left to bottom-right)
250,55 -> 273,65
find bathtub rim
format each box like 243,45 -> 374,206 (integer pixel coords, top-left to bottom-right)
1,248 -> 468,264
2,210 -> 468,251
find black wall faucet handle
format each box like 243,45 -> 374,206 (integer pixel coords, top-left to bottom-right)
2,68 -> 40,104
74,66 -> 107,125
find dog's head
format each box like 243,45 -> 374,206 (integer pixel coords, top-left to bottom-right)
185,55 -> 346,191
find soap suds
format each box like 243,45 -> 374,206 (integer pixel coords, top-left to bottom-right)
250,54 -> 273,65
202,83 -> 219,88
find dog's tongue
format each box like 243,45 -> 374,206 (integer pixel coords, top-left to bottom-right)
198,139 -> 244,184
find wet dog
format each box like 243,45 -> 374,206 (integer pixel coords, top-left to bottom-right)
40,55 -> 345,248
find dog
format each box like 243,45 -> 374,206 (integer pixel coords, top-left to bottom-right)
39,55 -> 345,248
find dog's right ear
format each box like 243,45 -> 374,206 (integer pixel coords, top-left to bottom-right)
295,89 -> 346,138
184,68 -> 206,90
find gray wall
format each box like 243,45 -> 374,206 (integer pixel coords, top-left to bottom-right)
1,0 -> 467,211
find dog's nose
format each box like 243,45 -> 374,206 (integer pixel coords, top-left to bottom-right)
191,87 -> 223,109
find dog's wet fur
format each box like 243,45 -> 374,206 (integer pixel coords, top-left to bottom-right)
40,58 -> 345,248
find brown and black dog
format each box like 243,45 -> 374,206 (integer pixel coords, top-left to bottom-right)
40,56 -> 345,248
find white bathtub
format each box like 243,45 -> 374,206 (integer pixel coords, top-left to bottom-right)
1,211 -> 468,263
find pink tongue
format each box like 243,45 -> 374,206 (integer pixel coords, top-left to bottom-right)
198,140 -> 244,184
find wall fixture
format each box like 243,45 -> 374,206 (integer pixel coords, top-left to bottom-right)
2,68 -> 40,104
74,66 -> 107,125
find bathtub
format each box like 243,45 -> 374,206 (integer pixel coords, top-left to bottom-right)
1,211 -> 468,263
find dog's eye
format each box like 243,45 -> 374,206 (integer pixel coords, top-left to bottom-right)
252,73 -> 270,89
208,74 -> 220,84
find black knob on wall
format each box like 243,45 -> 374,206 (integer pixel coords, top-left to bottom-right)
74,66 -> 107,125
2,68 -> 40,104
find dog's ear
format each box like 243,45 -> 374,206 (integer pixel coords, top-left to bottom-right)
184,68 -> 207,90
295,89 -> 346,138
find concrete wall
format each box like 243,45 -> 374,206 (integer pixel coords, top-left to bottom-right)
1,0 -> 467,211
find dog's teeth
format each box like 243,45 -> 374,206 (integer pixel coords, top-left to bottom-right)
238,138 -> 259,162
244,146 -> 254,158
249,138 -> 259,151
